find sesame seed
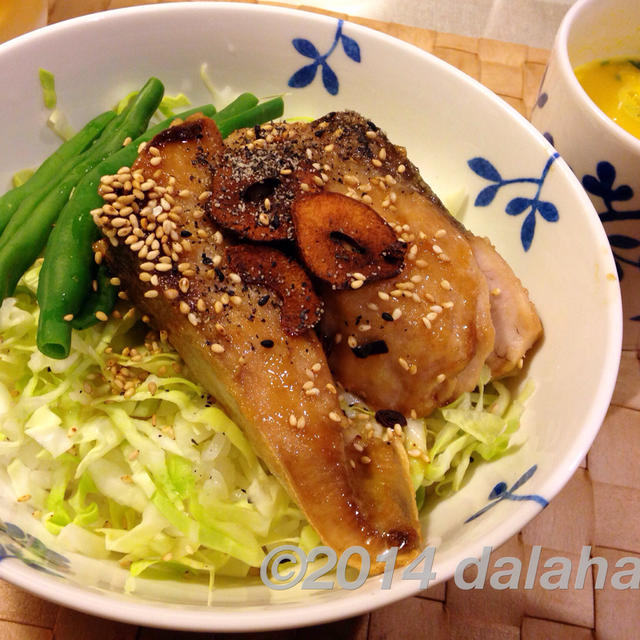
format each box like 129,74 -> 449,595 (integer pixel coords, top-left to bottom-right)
408,449 -> 422,458
432,244 -> 443,254
378,148 -> 387,160
95,311 -> 109,321
350,278 -> 364,289
347,335 -> 358,348
410,274 -> 422,283
398,164 -> 406,173
436,373 -> 446,383
344,175 -> 359,186
359,324 -> 371,332
491,287 -> 502,296
211,343 -> 225,354
362,194 -> 373,204
435,228 -> 447,238
361,456 -> 371,464
324,143 -> 334,152
422,317 -> 432,329
329,411 -> 342,423
258,212 -> 270,225
17,494 -> 31,503
297,416 -> 306,429
378,290 -> 390,301
349,459 -> 356,469
372,158 -> 382,167
144,290 -> 159,299
409,364 -> 418,375
303,381 -> 314,390
155,263 -> 172,272
430,305 -> 443,313
187,312 -> 198,326
392,308 -> 402,320
326,383 -> 337,394
198,190 -> 212,202
427,312 -> 438,321
366,130 -> 377,139
289,414 -> 297,426
63,313 -> 74,322
150,156 -> 162,166
179,301 -> 190,314
398,357 -> 409,370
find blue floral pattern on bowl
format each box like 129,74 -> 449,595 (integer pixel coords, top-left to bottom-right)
0,518 -> 71,577
465,465 -> 548,523
582,161 -> 640,295
469,153 -> 560,251
288,19 -> 361,95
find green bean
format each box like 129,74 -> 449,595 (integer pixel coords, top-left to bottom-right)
214,92 -> 258,120
36,104 -> 216,357
0,77 -> 164,299
37,95 -> 283,359
0,110 -> 117,235
217,97 -> 284,138
69,265 -> 118,333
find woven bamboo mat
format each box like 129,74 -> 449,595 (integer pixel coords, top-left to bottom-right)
1,1 -> 637,639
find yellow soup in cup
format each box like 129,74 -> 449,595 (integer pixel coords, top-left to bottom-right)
574,57 -> 640,140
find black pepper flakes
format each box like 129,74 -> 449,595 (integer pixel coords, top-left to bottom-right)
374,409 -> 407,429
351,339 -> 389,359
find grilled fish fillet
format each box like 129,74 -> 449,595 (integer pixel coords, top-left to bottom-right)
226,112 -> 541,414
93,116 -> 422,572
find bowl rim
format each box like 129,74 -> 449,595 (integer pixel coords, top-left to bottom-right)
554,0 -> 640,153
0,0 -> 623,632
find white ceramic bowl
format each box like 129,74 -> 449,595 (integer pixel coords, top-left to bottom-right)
530,0 -> 640,344
0,2 -> 622,632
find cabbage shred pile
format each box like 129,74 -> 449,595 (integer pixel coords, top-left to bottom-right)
0,264 -> 528,581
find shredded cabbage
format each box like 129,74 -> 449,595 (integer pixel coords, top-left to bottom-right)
38,68 -> 57,109
0,263 -> 307,582
0,263 -> 530,583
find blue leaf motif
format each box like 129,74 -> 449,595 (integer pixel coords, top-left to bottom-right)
288,62 -> 319,89
468,157 -> 502,183
596,161 -> 616,189
321,62 -> 339,96
509,465 -> 538,492
292,38 -> 320,58
475,184 -> 500,207
341,34 -> 361,62
536,200 -> 559,222
609,234 -> 640,249
489,482 -> 507,500
582,173 -> 607,198
505,197 -> 532,216
611,185 -> 634,202
521,211 -> 536,251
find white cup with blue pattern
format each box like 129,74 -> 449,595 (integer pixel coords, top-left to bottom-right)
531,0 -> 640,346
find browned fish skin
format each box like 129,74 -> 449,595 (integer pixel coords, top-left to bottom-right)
92,116 -> 422,572
227,113 -> 496,416
226,111 -> 541,415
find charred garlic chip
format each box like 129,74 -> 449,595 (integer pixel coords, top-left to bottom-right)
208,147 -> 319,241
226,244 -> 324,335
292,192 -> 406,290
